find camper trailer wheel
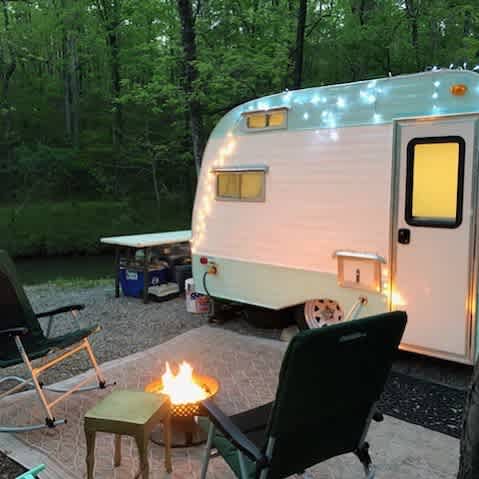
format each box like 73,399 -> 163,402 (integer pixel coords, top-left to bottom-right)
295,299 -> 344,330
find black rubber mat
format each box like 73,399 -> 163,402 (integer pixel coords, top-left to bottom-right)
379,371 -> 466,438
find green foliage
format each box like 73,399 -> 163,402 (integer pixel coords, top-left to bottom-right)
2,0 -> 479,258
0,199 -> 190,257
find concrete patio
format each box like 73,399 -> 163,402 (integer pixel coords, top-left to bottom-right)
0,326 -> 459,479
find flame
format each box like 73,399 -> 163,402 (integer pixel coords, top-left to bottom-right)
161,361 -> 208,405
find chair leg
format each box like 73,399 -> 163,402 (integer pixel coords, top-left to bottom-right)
200,423 -> 215,479
83,338 -> 106,388
114,434 -> 122,467
85,430 -> 96,479
237,451 -> 249,479
14,336 -> 55,425
135,432 -> 150,479
355,442 -> 375,479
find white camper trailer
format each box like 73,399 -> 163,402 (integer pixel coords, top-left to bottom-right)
191,69 -> 479,364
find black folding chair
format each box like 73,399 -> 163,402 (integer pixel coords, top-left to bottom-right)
0,250 -> 109,432
200,311 -> 407,479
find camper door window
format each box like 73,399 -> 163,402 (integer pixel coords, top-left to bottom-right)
216,171 -> 265,201
405,136 -> 465,228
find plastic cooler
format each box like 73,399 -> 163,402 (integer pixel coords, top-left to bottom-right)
119,267 -> 169,298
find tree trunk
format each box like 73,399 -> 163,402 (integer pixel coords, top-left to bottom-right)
291,0 -> 307,90
61,0 -> 80,149
404,0 -> 419,69
0,0 -> 16,162
458,359 -> 479,478
95,0 -> 123,191
176,0 -> 204,176
152,155 -> 161,208
70,32 -> 80,149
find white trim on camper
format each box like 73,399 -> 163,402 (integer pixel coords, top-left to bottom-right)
211,165 -> 269,173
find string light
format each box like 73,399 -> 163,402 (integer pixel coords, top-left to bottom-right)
193,135 -> 238,250
311,95 -> 320,105
434,81 -> 441,87
432,92 -> 438,99
373,113 -> 382,123
303,112 -> 309,120
336,97 -> 346,108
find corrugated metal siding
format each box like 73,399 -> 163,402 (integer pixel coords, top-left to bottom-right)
192,124 -> 393,274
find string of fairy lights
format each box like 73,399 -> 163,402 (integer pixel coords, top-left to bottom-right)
192,68 -> 477,253
191,133 -> 237,254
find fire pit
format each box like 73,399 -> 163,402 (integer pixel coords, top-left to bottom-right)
145,361 -> 219,447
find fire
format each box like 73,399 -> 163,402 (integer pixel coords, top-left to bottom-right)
161,361 -> 208,405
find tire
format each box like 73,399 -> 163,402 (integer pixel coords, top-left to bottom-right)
294,299 -> 344,330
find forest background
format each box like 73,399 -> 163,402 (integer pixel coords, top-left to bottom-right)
1,0 -> 478,257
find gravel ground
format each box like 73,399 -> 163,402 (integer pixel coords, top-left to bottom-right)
0,452 -> 24,479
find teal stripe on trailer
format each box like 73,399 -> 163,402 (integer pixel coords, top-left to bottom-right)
210,70 -> 479,139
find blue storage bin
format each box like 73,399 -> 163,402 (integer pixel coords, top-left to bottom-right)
119,267 -> 169,298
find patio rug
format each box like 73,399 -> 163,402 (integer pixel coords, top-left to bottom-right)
0,326 -> 459,479
380,371 -> 466,439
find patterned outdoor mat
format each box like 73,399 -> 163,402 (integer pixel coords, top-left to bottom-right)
381,371 -> 466,439
0,326 -> 459,479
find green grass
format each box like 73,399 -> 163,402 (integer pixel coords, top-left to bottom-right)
0,199 -> 191,258
36,277 -> 113,289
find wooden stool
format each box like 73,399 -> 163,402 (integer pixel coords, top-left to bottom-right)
84,390 -> 172,478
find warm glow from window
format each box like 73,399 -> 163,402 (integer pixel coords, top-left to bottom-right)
246,113 -> 267,129
240,172 -> 263,199
411,142 -> 459,220
268,110 -> 286,127
217,172 -> 240,198
245,109 -> 287,130
216,171 -> 265,201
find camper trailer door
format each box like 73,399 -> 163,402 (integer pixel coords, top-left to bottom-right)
394,117 -> 477,361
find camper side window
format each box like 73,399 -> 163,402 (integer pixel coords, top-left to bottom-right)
243,108 -> 288,131
405,136 -> 465,228
216,171 -> 265,201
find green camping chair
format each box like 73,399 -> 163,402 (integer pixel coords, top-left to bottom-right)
0,250 -> 108,432
199,311 -> 407,479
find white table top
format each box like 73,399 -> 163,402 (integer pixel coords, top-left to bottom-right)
100,230 -> 191,248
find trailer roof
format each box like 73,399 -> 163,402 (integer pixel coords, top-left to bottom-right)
211,70 -> 479,139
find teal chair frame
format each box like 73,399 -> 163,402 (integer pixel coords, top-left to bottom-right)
16,464 -> 45,479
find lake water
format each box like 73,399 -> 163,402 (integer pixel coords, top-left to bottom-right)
15,255 -> 114,285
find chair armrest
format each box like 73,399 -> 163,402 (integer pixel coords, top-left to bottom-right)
0,327 -> 29,337
36,304 -> 85,318
201,399 -> 268,465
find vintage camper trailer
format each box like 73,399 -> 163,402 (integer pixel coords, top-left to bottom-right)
191,69 -> 479,364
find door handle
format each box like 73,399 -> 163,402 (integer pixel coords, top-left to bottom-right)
398,228 -> 410,244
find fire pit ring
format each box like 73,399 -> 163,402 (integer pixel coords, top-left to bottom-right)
145,373 -> 219,448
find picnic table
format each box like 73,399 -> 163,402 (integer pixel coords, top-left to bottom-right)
101,231 -> 192,303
